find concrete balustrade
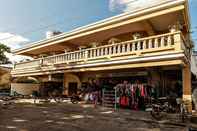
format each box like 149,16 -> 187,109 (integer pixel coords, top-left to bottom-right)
13,31 -> 188,74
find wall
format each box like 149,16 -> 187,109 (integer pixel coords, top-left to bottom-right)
0,67 -> 11,89
11,83 -> 40,96
191,52 -> 197,78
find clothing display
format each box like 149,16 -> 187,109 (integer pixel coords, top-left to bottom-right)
115,82 -> 153,110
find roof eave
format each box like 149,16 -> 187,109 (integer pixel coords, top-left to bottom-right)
13,0 -> 186,55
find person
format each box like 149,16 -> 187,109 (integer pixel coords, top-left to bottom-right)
192,87 -> 197,111
167,86 -> 178,109
84,79 -> 93,102
174,82 -> 182,98
32,91 -> 39,103
92,79 -> 100,107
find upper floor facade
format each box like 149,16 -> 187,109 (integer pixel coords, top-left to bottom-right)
11,0 -> 192,77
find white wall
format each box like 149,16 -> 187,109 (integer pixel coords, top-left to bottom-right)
191,52 -> 197,78
11,83 -> 40,96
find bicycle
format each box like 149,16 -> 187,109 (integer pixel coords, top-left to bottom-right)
177,98 -> 190,122
150,97 -> 174,120
150,97 -> 190,122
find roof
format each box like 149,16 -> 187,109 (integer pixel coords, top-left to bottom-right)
13,0 -> 186,55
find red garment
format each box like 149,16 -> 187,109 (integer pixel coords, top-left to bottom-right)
120,96 -> 129,107
140,85 -> 145,97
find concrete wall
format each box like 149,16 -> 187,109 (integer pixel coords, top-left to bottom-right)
0,67 -> 11,89
191,52 -> 197,78
11,83 -> 40,96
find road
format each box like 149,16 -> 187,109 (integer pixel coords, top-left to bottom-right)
0,102 -> 191,131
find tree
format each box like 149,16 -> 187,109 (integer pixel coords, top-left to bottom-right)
0,43 -> 11,64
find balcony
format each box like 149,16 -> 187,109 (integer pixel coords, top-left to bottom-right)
12,31 -> 189,76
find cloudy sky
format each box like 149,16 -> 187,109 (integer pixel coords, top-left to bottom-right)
0,0 -> 196,63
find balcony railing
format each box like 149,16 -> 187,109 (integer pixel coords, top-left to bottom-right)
13,31 -> 188,71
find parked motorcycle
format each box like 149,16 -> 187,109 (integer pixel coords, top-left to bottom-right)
150,97 -> 190,122
70,93 -> 82,104
149,97 -> 176,120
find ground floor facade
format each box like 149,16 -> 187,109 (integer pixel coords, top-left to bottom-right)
11,61 -> 192,111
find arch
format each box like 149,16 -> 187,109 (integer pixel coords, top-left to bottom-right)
63,73 -> 81,95
12,76 -> 40,84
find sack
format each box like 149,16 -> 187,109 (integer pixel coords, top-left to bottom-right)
84,94 -> 89,101
89,93 -> 94,101
116,97 -> 120,104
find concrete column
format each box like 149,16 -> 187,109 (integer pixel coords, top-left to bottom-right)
182,64 -> 192,112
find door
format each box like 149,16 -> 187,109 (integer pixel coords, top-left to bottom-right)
68,82 -> 78,96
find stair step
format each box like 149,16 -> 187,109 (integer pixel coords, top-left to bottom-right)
103,97 -> 115,100
104,91 -> 115,93
103,104 -> 115,107
103,101 -> 115,104
104,94 -> 115,96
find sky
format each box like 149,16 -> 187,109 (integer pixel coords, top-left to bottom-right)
0,0 -> 196,63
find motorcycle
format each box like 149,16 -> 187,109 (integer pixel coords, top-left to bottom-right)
149,97 -> 176,120
70,93 -> 82,104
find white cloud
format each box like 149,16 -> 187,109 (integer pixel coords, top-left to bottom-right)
109,0 -> 174,12
0,32 -> 29,50
0,32 -> 32,63
4,52 -> 32,64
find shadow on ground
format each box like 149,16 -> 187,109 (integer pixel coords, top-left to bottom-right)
0,103 -> 188,131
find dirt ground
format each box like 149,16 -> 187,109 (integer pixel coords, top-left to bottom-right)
0,102 -> 191,131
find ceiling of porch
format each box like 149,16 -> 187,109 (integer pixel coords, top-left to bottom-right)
22,10 -> 185,56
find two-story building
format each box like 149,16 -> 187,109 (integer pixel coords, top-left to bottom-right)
11,0 -> 193,110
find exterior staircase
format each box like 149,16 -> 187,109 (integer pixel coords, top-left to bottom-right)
102,89 -> 117,109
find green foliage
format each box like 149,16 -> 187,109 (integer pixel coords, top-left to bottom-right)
0,43 -> 11,64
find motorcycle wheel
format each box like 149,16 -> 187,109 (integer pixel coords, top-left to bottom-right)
71,99 -> 78,104
151,110 -> 163,120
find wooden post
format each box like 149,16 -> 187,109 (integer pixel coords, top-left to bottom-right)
182,64 -> 192,112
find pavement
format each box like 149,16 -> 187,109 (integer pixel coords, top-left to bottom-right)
0,101 -> 195,131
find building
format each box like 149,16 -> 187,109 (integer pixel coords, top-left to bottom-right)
192,51 -> 197,89
0,64 -> 12,89
191,51 -> 197,78
11,0 -> 193,111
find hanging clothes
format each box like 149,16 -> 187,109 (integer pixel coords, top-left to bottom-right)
114,82 -> 151,110
120,96 -> 129,107
140,84 -> 145,97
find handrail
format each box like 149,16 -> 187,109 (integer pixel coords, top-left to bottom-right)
86,31 -> 181,51
14,31 -> 186,69
15,59 -> 41,65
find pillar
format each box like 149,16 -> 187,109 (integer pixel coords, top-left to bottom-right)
182,64 -> 192,112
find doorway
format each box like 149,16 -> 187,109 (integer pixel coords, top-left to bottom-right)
68,82 -> 78,96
